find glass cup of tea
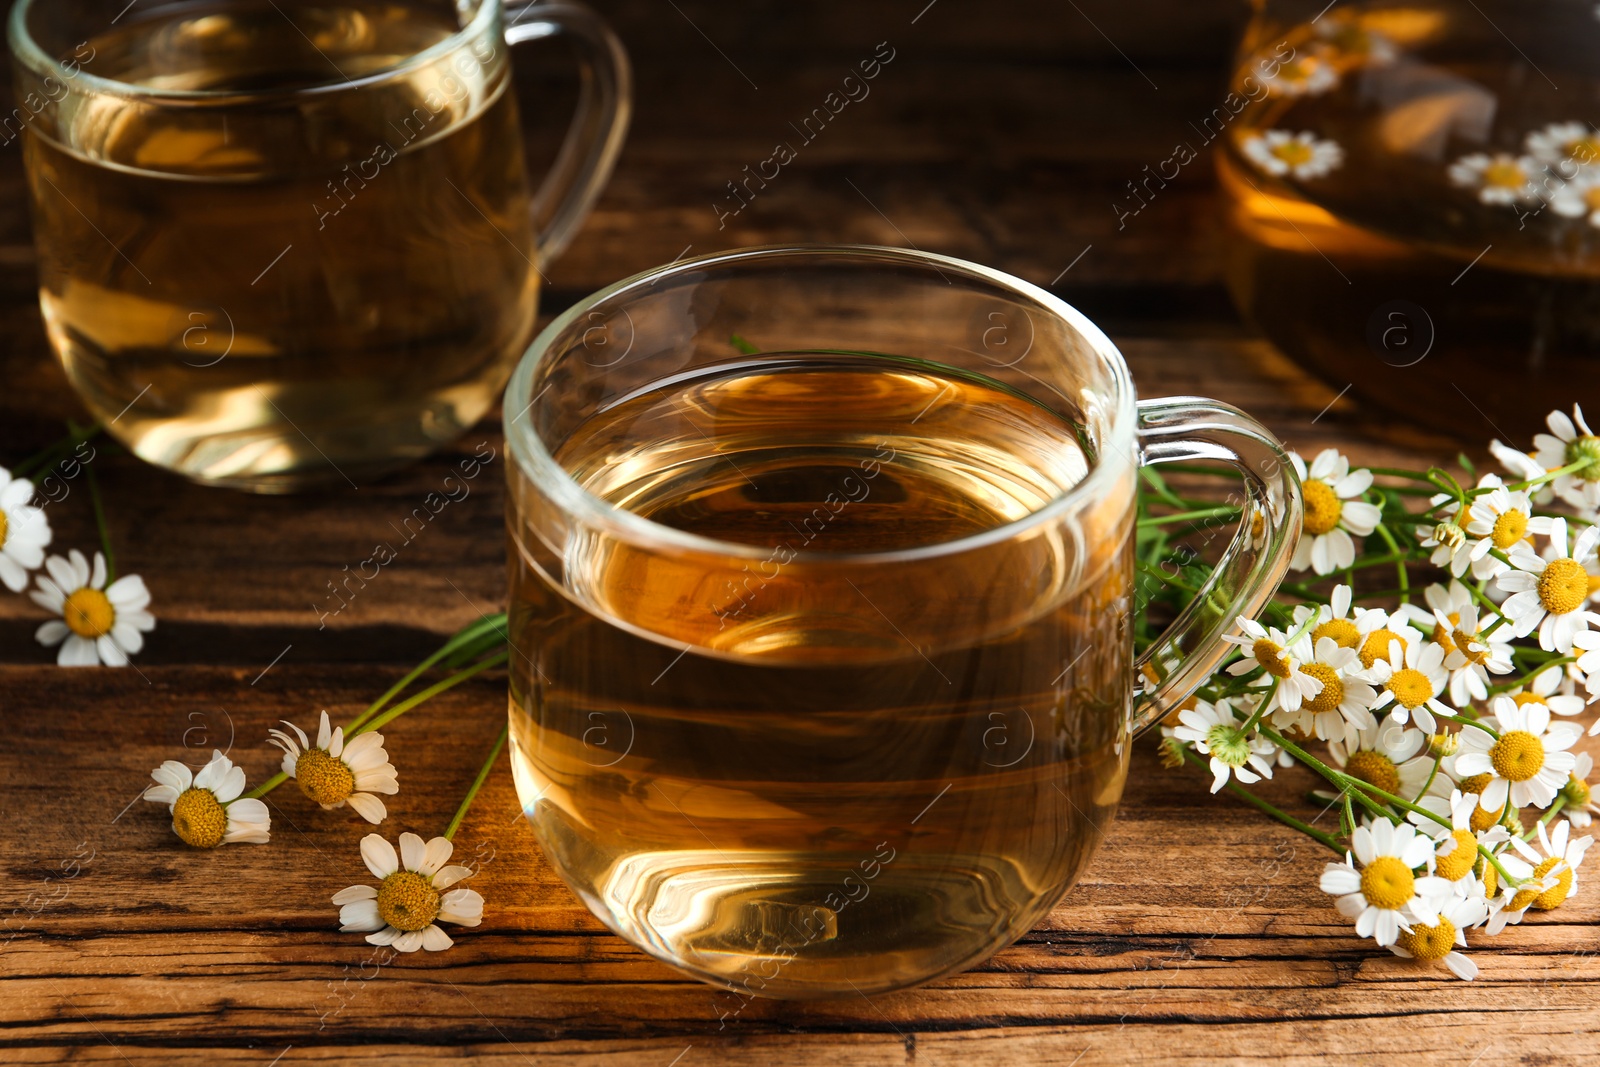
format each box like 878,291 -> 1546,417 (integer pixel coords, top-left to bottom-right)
502,245 -> 1305,999
9,0 -> 629,491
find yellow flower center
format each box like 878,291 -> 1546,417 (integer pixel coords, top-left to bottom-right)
377,870 -> 441,932
295,748 -> 355,806
1300,661 -> 1344,715
1302,480 -> 1344,536
171,787 -> 227,849
1314,617 -> 1360,649
63,587 -> 115,639
0,509 -> 8,548
1436,829 -> 1479,882
1253,637 -> 1292,678
1489,730 -> 1545,782
1452,629 -> 1488,665
1386,668 -> 1433,710
1345,749 -> 1400,795
1271,140 -> 1316,166
1482,159 -> 1529,188
1566,136 -> 1600,161
1454,772 -> 1503,831
1538,558 -> 1590,616
1430,612 -> 1461,654
1360,856 -> 1416,910
1511,857 -> 1573,912
1479,856 -> 1498,898
1395,913 -> 1457,961
1512,691 -> 1548,709
1491,509 -> 1528,550
1359,628 -> 1404,668
1278,57 -> 1311,82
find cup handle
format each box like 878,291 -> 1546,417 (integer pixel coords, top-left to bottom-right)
503,1 -> 633,265
1129,396 -> 1303,736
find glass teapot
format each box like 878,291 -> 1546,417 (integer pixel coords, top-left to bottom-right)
1220,0 -> 1600,439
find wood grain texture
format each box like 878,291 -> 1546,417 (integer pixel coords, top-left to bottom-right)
4,1 -> 1599,1064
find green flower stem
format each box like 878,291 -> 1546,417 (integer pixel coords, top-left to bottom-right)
85,462 -> 116,583
353,651 -> 509,737
1486,655 -> 1572,696
344,614 -> 509,735
1505,459 -> 1588,495
1137,506 -> 1241,528
13,423 -> 101,478
1414,756 -> 1443,805
1365,467 -> 1449,483
1261,726 -> 1410,825
1264,726 -> 1528,888
443,722 -> 508,841
1135,560 -> 1200,596
1173,743 -> 1345,854
1372,522 -> 1409,604
1239,677 -> 1282,733
1433,711 -> 1498,738
1523,798 -> 1567,841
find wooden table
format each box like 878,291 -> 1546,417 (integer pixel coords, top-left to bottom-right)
4,2 -> 1598,1063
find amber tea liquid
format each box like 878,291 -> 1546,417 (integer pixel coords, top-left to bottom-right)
22,1 -> 536,488
507,354 -> 1133,998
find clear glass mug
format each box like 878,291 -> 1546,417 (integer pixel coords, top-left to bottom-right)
502,245 -> 1304,999
1220,0 -> 1600,438
9,0 -> 629,491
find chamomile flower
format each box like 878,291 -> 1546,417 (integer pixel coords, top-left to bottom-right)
1503,819 -> 1591,916
334,832 -> 484,952
0,466 -> 50,593
1452,695 -> 1581,812
1289,449 -> 1381,575
267,711 -> 398,824
1461,478 -> 1554,580
1260,50 -> 1340,96
1170,698 -> 1277,793
1448,153 -> 1543,206
1223,617 -> 1324,712
1320,818 -> 1454,946
142,749 -> 271,848
1549,168 -> 1600,228
1398,585 -> 1513,706
1408,789 -> 1510,888
1292,584 -> 1394,654
1329,720 -> 1439,801
1526,121 -> 1600,169
1559,752 -> 1600,827
1531,405 -> 1600,511
1482,848 -> 1543,934
1365,638 -> 1454,733
1241,130 -> 1345,179
1498,517 -> 1600,652
1387,891 -> 1489,981
1272,636 -> 1379,743
30,549 -> 155,667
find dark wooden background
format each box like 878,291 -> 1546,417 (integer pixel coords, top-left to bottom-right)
4,1 -> 1599,1064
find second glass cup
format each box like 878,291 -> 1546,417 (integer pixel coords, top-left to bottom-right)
10,0 -> 629,491
504,245 -> 1302,999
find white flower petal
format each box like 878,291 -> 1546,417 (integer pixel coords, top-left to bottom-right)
361,834 -> 399,878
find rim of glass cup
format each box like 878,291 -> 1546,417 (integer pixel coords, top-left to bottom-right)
505,244 -> 1138,566
7,0 -> 498,101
